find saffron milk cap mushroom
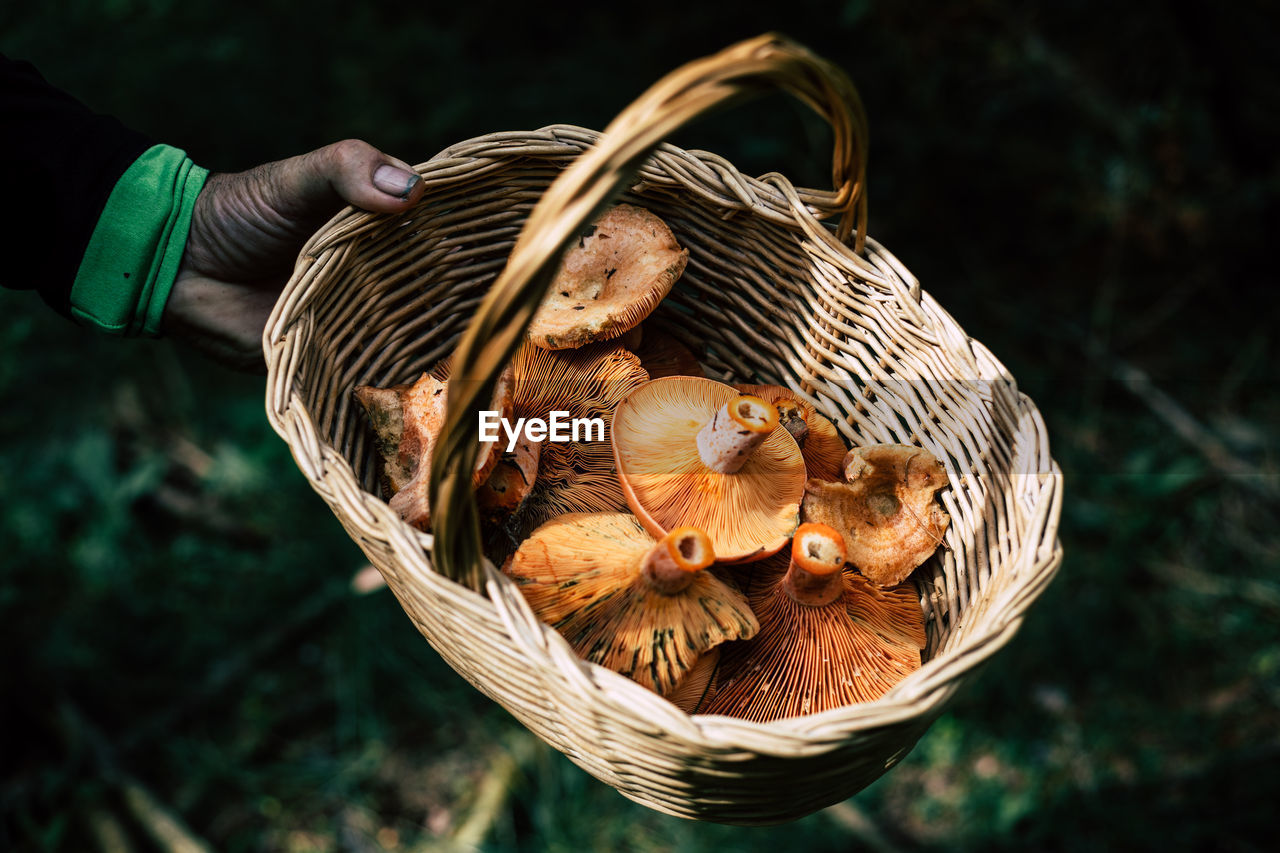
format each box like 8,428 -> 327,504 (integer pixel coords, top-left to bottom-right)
504,512 -> 758,695
736,383 -> 847,482
612,377 -> 806,563
475,420 -> 542,527
802,444 -> 951,586
505,341 -> 650,531
692,522 -> 926,721
527,204 -> 689,350
354,365 -> 513,530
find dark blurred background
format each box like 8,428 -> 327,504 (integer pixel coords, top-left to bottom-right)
2,1 -> 1277,850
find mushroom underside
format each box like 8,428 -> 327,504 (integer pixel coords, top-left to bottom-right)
613,378 -> 806,563
528,205 -> 689,350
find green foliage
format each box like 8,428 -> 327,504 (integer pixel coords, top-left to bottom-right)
3,1 -> 1278,850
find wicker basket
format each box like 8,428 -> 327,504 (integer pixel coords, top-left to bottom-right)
264,34 -> 1063,824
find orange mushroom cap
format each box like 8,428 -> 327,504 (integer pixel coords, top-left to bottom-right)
354,364 -> 512,530
504,512 -> 757,696
688,526 -> 927,721
802,444 -> 951,586
527,204 -> 689,351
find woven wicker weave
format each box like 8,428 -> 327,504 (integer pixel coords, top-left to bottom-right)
264,34 -> 1063,824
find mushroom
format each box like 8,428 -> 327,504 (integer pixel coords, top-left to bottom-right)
688,523 -> 926,721
527,204 -> 689,350
735,383 -> 846,482
505,341 -> 650,533
612,377 -> 807,563
801,444 -> 951,587
353,377 -> 436,498
475,421 -> 542,528
353,364 -> 513,530
504,512 -> 758,695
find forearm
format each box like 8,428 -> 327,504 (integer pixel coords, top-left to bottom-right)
1,54 -> 156,319
4,54 -> 426,367
70,145 -> 208,336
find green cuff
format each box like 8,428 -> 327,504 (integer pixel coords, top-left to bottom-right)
70,144 -> 209,337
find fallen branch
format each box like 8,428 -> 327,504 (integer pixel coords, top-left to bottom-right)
823,800 -> 904,853
448,734 -> 539,849
57,703 -> 214,853
1081,336 -> 1279,501
120,782 -> 213,853
83,805 -> 134,853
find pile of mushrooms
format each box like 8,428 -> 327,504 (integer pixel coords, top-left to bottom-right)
355,202 -> 953,716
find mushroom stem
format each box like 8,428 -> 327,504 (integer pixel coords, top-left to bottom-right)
696,395 -> 779,474
780,523 -> 848,606
642,527 -> 715,595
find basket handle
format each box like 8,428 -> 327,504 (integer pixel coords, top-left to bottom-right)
429,33 -> 870,589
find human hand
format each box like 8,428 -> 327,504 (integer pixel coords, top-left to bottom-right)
164,139 -> 425,371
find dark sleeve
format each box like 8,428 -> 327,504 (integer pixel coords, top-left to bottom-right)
1,54 -> 154,317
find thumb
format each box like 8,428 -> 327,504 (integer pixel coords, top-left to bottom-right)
292,138 -> 425,215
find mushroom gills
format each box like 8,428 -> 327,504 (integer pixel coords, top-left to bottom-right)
502,341 -> 650,535
504,512 -> 758,696
611,377 -> 806,563
694,524 -> 927,722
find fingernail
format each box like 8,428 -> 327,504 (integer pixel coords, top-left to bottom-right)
373,164 -> 420,200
